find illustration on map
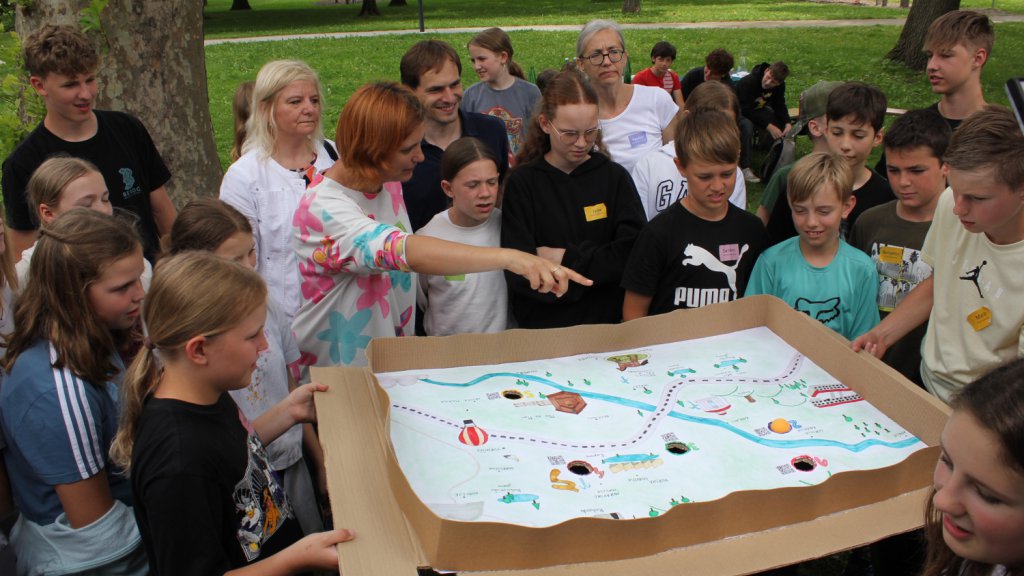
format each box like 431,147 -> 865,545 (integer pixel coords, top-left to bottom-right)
376,327 -> 924,527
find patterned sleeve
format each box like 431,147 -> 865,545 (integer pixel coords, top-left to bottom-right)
292,182 -> 411,303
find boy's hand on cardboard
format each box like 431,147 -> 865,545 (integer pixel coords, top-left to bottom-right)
851,330 -> 887,359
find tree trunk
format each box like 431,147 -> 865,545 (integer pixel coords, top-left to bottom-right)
622,0 -> 641,13
886,0 -> 961,70
360,0 -> 381,15
230,0 -> 252,10
389,0 -> 407,5
15,0 -> 222,208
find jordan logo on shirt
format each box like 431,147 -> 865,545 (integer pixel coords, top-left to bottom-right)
959,260 -> 987,298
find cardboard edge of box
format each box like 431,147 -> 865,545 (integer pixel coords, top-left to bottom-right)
314,295 -> 951,575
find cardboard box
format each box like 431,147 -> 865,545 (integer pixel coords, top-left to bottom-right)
313,295 -> 950,575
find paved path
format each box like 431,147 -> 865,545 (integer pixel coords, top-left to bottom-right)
204,13 -> 1024,45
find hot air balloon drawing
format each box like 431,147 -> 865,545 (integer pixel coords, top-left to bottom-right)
458,419 -> 489,446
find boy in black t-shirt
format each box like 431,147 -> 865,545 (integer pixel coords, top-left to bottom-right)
622,110 -> 767,320
823,82 -> 892,234
1,24 -> 175,261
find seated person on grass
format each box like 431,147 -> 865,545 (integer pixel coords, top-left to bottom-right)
746,152 -> 879,341
822,81 -> 892,234
736,60 -> 791,183
757,80 -> 842,246
853,106 -> 1024,404
848,109 -> 951,388
680,48 -> 734,101
632,40 -> 685,111
622,109 -> 767,320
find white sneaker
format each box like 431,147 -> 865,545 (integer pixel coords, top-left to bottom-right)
742,167 -> 761,184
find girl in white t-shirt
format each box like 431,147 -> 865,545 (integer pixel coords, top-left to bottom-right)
922,359 -> 1024,576
417,137 -> 509,335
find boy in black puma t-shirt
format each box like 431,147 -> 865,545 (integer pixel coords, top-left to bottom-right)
622,110 -> 767,320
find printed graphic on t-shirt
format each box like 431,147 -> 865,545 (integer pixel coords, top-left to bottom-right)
233,411 -> 293,561
675,243 -> 750,307
869,243 -> 933,312
653,177 -> 689,214
119,167 -> 143,200
958,259 -> 987,299
795,297 -> 841,324
485,106 -> 524,157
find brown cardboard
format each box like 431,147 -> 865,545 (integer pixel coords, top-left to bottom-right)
314,295 -> 950,575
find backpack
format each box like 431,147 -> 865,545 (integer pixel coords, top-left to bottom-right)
759,119 -> 801,183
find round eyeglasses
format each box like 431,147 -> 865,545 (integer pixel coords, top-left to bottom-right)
549,124 -> 601,145
583,49 -> 625,66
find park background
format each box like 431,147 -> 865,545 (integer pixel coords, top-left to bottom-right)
2,0 -> 1023,211
0,1 -> 1021,572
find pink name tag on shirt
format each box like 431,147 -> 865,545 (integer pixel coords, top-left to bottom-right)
719,244 -> 740,261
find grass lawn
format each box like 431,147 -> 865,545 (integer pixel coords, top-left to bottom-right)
205,22 -> 1024,208
202,0 -> 1024,39
203,0 -> 906,39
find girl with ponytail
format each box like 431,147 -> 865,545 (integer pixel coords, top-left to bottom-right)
463,27 -> 541,159
111,251 -> 353,574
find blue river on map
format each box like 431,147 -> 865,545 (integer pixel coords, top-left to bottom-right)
418,372 -> 921,453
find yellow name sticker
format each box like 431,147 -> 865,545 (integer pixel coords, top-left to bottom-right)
878,246 -> 904,265
584,203 -> 608,222
967,306 -> 992,332
444,274 -> 466,282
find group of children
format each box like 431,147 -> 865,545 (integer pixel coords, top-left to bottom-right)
0,9 -> 1021,576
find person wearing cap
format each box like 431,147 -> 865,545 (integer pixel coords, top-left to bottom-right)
757,80 -> 843,245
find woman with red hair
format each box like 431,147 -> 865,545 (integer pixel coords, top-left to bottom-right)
291,82 -> 590,368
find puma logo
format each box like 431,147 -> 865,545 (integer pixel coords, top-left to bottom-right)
795,297 -> 841,324
681,243 -> 750,294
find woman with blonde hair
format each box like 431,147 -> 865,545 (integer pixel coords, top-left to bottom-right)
291,81 -> 590,368
220,59 -> 337,324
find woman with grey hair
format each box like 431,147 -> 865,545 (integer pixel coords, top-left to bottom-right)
220,60 -> 337,323
575,19 -> 678,174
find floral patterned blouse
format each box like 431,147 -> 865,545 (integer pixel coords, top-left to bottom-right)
291,174 -> 413,368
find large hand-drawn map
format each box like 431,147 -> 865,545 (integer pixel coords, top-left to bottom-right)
376,327 -> 925,528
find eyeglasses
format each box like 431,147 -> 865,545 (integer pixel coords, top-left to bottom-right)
549,124 -> 601,145
582,49 -> 625,66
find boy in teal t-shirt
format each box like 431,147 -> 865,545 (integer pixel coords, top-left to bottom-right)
746,152 -> 879,340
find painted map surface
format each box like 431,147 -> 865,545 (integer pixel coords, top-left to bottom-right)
376,327 -> 925,527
